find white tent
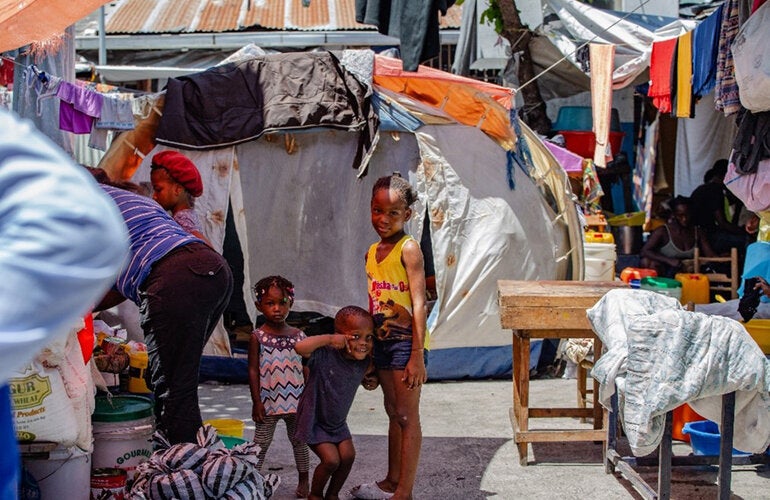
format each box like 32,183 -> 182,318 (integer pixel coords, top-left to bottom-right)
108,52 -> 583,379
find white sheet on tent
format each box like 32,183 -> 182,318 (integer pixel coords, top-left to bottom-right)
674,92 -> 737,197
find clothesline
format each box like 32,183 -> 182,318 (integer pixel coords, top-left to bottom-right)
517,0 -> 655,92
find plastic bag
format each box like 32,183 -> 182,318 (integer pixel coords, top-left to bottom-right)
732,2 -> 770,112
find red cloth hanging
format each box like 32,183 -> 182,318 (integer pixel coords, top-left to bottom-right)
648,38 -> 677,113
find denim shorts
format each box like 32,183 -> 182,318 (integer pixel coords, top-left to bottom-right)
373,339 -> 429,370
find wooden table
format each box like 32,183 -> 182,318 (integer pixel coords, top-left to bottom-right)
497,280 -> 627,465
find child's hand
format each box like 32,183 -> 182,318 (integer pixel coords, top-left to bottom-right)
402,352 -> 427,390
252,401 -> 266,423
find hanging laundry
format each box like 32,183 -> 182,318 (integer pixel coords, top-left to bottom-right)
648,39 -> 677,114
674,31 -> 694,118
590,43 -> 616,167
692,4 -> 723,100
715,0 -> 741,116
57,81 -> 103,134
355,0 -> 456,72
0,58 -> 13,88
89,94 -> 135,150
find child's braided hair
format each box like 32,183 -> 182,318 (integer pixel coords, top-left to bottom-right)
253,275 -> 295,304
372,173 -> 417,207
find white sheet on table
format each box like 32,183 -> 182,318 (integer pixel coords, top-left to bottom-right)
587,289 -> 770,456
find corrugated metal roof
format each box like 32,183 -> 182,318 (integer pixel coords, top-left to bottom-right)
105,0 -> 462,34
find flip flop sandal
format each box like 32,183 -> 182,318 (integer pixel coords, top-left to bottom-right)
350,482 -> 394,499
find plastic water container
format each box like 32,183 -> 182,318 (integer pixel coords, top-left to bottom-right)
204,418 -> 245,438
584,242 -> 617,281
127,350 -> 150,394
675,273 -> 710,305
22,445 -> 91,500
92,395 -> 154,475
640,276 -> 682,302
584,231 -> 614,244
620,267 -> 657,284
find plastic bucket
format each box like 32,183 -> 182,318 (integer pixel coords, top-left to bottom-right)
640,276 -> 682,302
127,350 -> 151,394
23,445 -> 90,500
681,420 -> 750,456
671,404 -> 704,442
220,436 -> 248,449
742,319 -> 770,354
584,242 -> 616,281
92,395 -> 154,475
584,257 -> 616,281
204,418 -> 245,438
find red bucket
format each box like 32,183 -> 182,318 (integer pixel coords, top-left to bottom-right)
560,130 -> 624,159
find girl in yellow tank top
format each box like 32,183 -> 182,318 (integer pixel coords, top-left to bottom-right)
352,174 -> 427,500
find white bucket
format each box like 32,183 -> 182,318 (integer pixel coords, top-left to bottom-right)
584,242 -> 617,260
23,445 -> 90,500
92,395 -> 154,475
583,242 -> 616,281
584,257 -> 616,281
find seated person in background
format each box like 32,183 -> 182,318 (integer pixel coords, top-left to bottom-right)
696,239 -> 770,320
640,195 -> 717,278
690,159 -> 747,255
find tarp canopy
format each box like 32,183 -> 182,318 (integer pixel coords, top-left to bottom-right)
0,0 -> 109,53
521,0 -> 696,99
99,51 -> 582,379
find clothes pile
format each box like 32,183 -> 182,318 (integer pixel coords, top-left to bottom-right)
129,425 -> 280,500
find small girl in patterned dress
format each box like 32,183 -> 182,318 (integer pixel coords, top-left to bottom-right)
248,275 -> 310,498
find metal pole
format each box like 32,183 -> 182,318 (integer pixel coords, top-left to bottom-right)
98,6 -> 106,65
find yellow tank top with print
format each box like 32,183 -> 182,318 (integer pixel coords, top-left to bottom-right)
366,234 -> 429,348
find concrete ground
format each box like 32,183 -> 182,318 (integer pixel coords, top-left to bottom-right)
199,378 -> 770,499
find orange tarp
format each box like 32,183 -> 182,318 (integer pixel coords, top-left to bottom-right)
0,0 -> 111,53
373,56 -> 517,150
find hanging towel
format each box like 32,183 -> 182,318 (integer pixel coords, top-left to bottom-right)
692,5 -> 723,99
675,31 -> 694,118
715,0 -> 741,115
590,43 -> 615,167
648,39 -> 677,114
57,81 -> 102,134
